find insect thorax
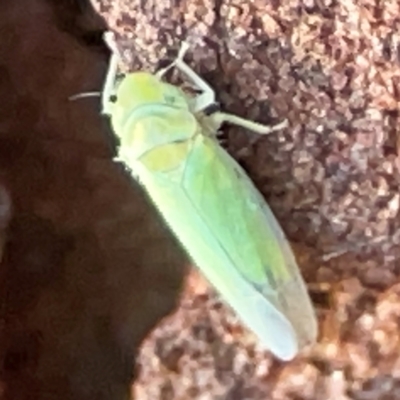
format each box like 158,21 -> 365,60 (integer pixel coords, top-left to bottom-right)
115,103 -> 199,174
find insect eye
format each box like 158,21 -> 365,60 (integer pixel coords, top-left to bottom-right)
109,94 -> 118,103
203,102 -> 221,116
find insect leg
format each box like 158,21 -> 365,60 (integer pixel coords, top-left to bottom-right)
172,45 -> 288,134
155,42 -> 192,79
101,31 -> 122,115
157,42 -> 217,112
176,68 -> 216,112
211,112 -> 288,135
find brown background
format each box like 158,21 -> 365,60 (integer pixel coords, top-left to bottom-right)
0,0 -> 186,399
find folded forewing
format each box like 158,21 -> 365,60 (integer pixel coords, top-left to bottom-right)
180,134 -> 317,348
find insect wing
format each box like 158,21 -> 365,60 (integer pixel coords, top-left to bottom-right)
179,134 -> 317,359
134,131 -> 316,360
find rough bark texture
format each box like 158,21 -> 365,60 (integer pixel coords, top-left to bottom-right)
91,0 -> 400,399
0,1 -> 186,399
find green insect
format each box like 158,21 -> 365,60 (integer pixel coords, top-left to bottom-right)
101,32 -> 317,361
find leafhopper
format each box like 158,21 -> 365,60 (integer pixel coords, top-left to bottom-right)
100,33 -> 317,361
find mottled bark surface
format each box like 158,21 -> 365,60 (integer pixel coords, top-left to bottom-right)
91,0 -> 400,399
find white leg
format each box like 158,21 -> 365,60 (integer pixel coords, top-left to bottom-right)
156,42 -> 216,112
155,41 -> 191,79
174,60 -> 216,112
155,40 -> 289,135
212,112 -> 289,135
101,31 -> 122,115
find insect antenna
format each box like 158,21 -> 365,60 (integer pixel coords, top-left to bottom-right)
69,91 -> 101,101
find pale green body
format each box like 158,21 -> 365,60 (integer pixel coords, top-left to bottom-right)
102,36 -> 317,361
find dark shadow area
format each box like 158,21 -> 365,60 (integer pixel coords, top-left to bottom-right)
0,0 -> 186,399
